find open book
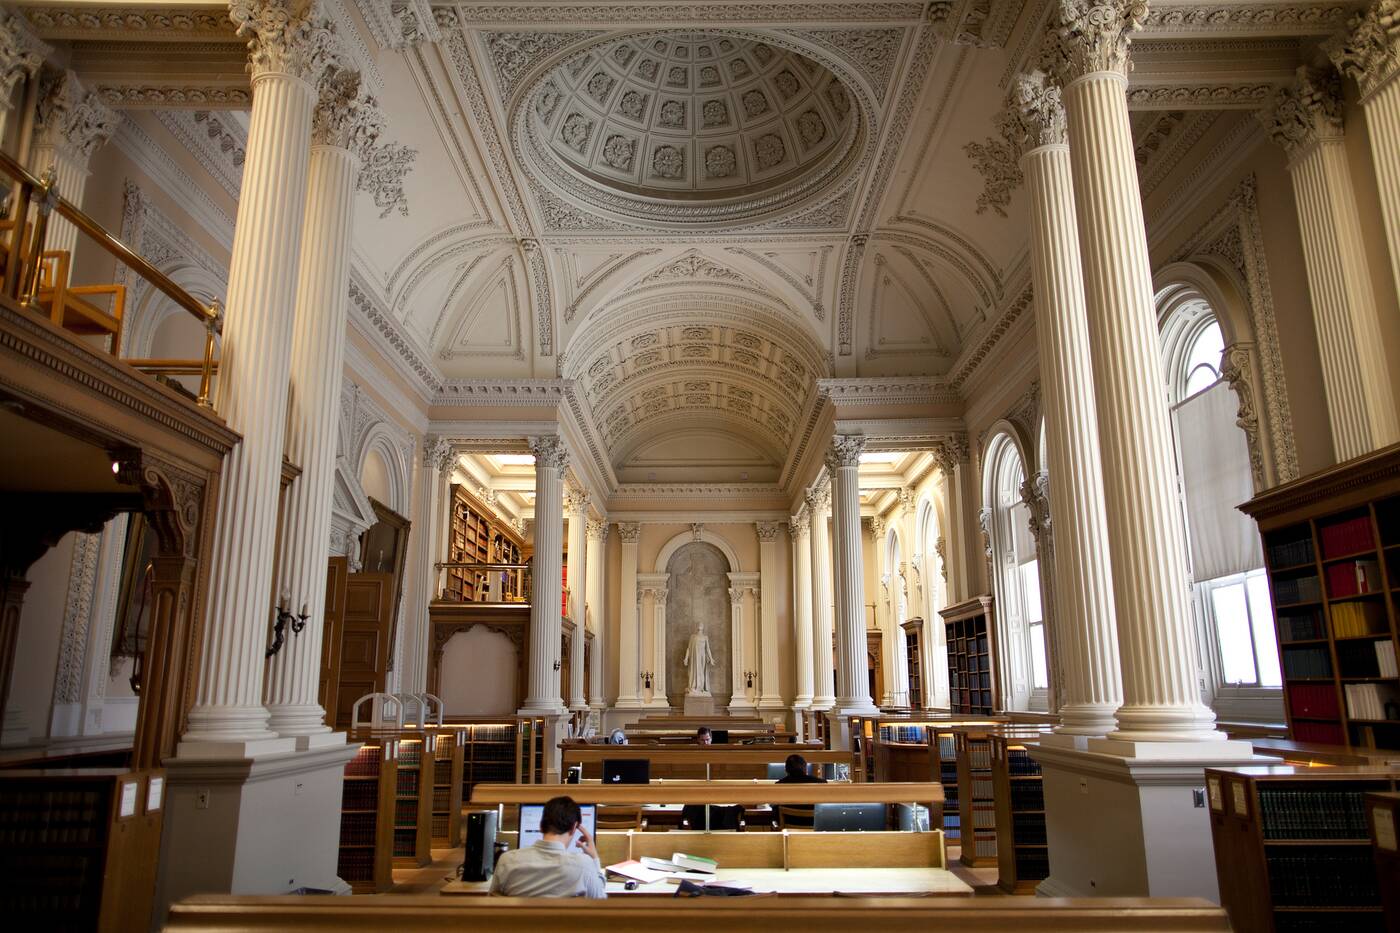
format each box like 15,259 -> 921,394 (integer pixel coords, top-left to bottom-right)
637,853 -> 719,874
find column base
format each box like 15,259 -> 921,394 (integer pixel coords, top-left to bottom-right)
266,704 -> 335,743
180,704 -> 291,757
644,698 -> 671,711
836,700 -> 880,717
728,697 -> 757,716
517,702 -> 568,717
1031,738 -> 1259,900
613,696 -> 644,710
757,694 -> 786,711
809,697 -> 835,712
155,741 -> 360,920
792,695 -> 813,710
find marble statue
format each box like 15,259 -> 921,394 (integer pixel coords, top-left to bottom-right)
683,622 -> 716,696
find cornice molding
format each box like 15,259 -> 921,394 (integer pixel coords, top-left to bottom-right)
815,377 -> 958,406
433,378 -> 573,407
20,4 -> 238,40
445,2 -> 929,26
947,281 -> 1033,390
1141,2 -> 1361,38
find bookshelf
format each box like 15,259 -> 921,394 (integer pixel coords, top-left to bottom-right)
941,596 -> 998,715
1206,764 -> 1399,933
902,618 -> 925,710
1366,792 -> 1399,930
338,740 -> 398,893
992,734 -> 1047,894
443,484 -> 525,603
1241,445 -> 1400,749
430,729 -> 466,848
871,717 -> 1008,843
392,736 -> 432,867
956,725 -> 1051,868
518,716 -> 546,783
450,720 -> 522,804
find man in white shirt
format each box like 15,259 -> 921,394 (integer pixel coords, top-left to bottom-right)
489,796 -> 606,899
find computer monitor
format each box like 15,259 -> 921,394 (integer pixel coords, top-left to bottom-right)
813,802 -> 887,832
710,729 -> 729,744
601,759 -> 650,784
517,803 -> 596,849
765,762 -> 786,780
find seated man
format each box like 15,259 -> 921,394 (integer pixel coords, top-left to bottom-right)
694,726 -> 712,745
776,753 -> 827,784
489,796 -> 606,898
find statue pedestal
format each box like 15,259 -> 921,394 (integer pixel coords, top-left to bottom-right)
683,695 -> 716,716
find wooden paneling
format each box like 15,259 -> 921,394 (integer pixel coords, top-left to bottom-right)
318,557 -> 348,718
332,573 -> 394,729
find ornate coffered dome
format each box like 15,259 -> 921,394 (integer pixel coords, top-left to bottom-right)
516,32 -> 861,227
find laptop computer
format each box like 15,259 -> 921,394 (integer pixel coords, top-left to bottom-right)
601,759 -> 651,784
710,729 -> 729,744
517,803 -> 596,849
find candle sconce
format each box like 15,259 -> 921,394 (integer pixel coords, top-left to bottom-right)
641,671 -> 654,689
743,670 -> 757,690
266,591 -> 310,659
553,658 -> 561,671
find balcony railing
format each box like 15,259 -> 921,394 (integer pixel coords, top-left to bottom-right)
434,561 -> 531,605
0,148 -> 221,406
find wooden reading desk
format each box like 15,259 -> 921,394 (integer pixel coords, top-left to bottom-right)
469,780 -> 942,809
560,744 -> 848,780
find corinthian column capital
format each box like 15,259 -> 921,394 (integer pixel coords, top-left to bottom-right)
528,435 -> 569,472
1008,70 -> 1068,149
1324,0 -> 1400,98
0,8 -> 51,103
824,434 -> 866,471
1259,66 -> 1344,161
423,434 -> 455,474
231,0 -> 342,82
1043,0 -> 1147,81
34,70 -> 117,161
311,68 -> 384,158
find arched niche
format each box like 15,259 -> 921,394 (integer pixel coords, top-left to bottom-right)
438,625 -> 519,716
654,527 -> 742,573
663,542 -> 733,708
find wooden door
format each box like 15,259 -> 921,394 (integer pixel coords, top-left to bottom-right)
332,572 -> 395,728
318,557 -> 349,719
867,630 -> 883,706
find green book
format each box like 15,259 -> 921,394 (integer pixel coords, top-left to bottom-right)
671,852 -> 718,873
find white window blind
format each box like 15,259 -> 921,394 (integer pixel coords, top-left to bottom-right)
1174,381 -> 1263,581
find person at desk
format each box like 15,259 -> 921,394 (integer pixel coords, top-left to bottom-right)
489,796 -> 606,899
776,753 -> 827,784
694,726 -> 712,745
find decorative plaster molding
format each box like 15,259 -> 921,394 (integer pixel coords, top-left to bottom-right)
825,433 -> 866,469
35,69 -> 118,159
1142,3 -> 1358,37
95,84 -> 252,108
529,434 -> 570,471
1043,0 -> 1148,81
153,110 -> 245,201
312,68 -> 384,154
0,7 -> 51,103
229,0 -> 344,81
357,141 -> 417,217
1126,82 -> 1278,109
816,377 -> 958,406
53,532 -> 101,705
1323,0 -> 1400,99
21,4 -> 236,38
617,521 -> 642,543
947,283 -> 1033,390
434,378 -> 571,406
359,0 -> 441,50
1258,64 -> 1343,161
347,275 -> 443,392
448,3 -> 929,26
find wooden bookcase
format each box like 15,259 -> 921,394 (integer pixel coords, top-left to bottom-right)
430,729 -> 466,848
941,596 -> 998,715
392,736 -> 433,867
453,720 -> 521,804
992,734 -> 1047,894
871,717 -> 1007,844
1240,445 -> 1400,749
1366,791 -> 1399,931
902,618 -> 925,710
338,739 -> 398,894
955,727 -> 998,866
443,484 -> 526,603
1206,764 -> 1399,933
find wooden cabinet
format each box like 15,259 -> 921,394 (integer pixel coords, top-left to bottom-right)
1366,791 -> 1400,931
902,618 -> 924,710
1207,764 -> 1398,933
443,484 -> 525,603
942,596 -> 998,715
1240,444 -> 1400,749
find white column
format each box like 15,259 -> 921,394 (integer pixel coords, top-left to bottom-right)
1054,4 -> 1223,744
726,583 -> 749,712
1259,65 -> 1398,461
870,516 -> 894,707
806,481 -> 835,710
650,587 -> 669,709
0,11 -> 49,151
615,523 -> 642,708
893,488 -> 915,707
401,438 -> 453,692
265,69 -> 382,743
1010,70 -> 1123,736
790,512 -> 814,709
27,70 -> 116,261
181,3 -> 337,753
828,436 -> 878,715
521,436 -> 566,714
755,522 -> 784,709
585,520 -> 607,708
565,489 -> 588,710
1329,2 -> 1400,319
933,439 -> 975,603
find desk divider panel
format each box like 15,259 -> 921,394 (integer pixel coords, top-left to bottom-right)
785,831 -> 945,869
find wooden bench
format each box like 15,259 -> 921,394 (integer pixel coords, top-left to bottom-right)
166,894 -> 1232,931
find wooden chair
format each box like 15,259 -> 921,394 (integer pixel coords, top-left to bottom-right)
34,249 -> 125,354
680,804 -> 744,831
595,805 -> 644,831
776,805 -> 815,831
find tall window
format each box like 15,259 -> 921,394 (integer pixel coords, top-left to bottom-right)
985,434 -> 1049,711
1159,295 -> 1281,694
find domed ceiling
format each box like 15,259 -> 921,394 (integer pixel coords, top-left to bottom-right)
515,32 -> 861,226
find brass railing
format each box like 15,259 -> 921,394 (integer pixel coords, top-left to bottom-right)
0,148 -> 222,406
434,561 -> 531,604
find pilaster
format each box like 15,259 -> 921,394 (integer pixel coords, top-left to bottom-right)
565,489 -> 588,710
870,515 -> 895,707
806,480 -> 836,710
827,436 -> 877,716
755,521 -> 784,709
789,511 -> 814,709
615,523 -> 642,708
520,436 -> 567,714
585,519 -> 608,709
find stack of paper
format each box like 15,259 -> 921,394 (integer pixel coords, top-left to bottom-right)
604,860 -> 670,884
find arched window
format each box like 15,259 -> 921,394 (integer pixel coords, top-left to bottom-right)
1159,295 -> 1280,698
917,497 -> 949,707
985,433 -> 1049,711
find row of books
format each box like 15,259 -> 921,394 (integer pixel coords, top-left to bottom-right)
337,849 -> 376,882
1329,599 -> 1388,636
1291,720 -> 1345,744
1006,750 -> 1041,776
1014,852 -> 1049,881
470,743 -> 516,762
1287,683 -> 1340,719
1266,851 -> 1377,905
1377,638 -> 1399,677
1282,646 -> 1333,680
395,772 -> 419,795
392,827 -> 417,858
1277,610 -> 1326,642
393,799 -> 417,826
1011,816 -> 1047,845
1325,560 -> 1383,599
341,781 -> 378,811
1257,788 -> 1369,839
0,789 -> 107,847
466,725 -> 515,742
345,749 -> 381,777
880,725 -> 928,743
1267,534 -> 1315,568
1009,784 -> 1044,811
1336,638 -> 1398,678
1273,574 -> 1322,605
1343,682 -> 1400,721
338,812 -> 378,847
399,744 -> 422,766
1318,515 -> 1374,559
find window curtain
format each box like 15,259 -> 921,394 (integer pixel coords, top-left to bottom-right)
1174,381 -> 1263,581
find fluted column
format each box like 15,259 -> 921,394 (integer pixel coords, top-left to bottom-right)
892,489 -> 914,707
615,523 -> 642,708
790,511 -> 814,709
585,520 -> 607,708
933,438 -> 974,603
1052,1 -> 1222,743
402,437 -> 454,693
1006,70 -> 1123,736
1259,65 -> 1398,461
28,70 -> 116,260
650,587 -> 669,709
0,10 -> 49,148
1329,2 -> 1400,317
828,436 -> 878,715
807,481 -> 836,710
755,522 -> 784,709
564,489 -> 588,710
265,68 -> 383,742
521,436 -> 567,714
182,0 -> 339,752
870,516 -> 894,706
